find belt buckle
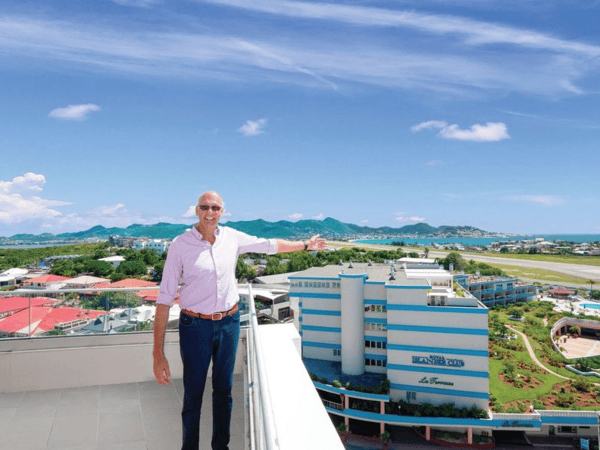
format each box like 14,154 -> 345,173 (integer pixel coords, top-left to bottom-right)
211,312 -> 224,321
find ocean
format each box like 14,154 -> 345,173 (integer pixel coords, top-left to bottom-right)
355,234 -> 600,247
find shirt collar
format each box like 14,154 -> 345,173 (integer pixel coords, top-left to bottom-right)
192,224 -> 220,241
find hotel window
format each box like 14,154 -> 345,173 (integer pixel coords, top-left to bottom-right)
364,340 -> 387,349
333,349 -> 341,356
406,391 -> 416,402
558,426 -> 576,434
326,282 -> 330,288
367,305 -> 386,313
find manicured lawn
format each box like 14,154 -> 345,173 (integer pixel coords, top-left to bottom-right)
489,352 -> 563,404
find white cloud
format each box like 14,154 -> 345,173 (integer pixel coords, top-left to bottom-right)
183,205 -> 197,218
411,121 -> 448,133
110,0 -> 161,7
0,173 -> 176,234
312,213 -> 325,220
359,219 -> 369,224
0,172 -> 46,194
424,160 -> 445,167
0,173 -> 70,225
0,11 -> 597,98
202,0 -> 600,57
48,104 -> 100,121
394,214 -> 426,223
238,118 -> 267,137
412,120 -> 510,142
287,213 -> 303,220
505,195 -> 563,206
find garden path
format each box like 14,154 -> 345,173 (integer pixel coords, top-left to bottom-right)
505,325 -> 569,380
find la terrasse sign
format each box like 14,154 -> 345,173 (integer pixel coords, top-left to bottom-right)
412,355 -> 465,367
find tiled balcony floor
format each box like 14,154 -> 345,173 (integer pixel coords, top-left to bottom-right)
0,375 -> 245,450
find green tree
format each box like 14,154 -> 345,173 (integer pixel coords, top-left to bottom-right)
92,248 -> 110,260
117,260 -> 147,277
50,260 -> 77,277
439,252 -> 466,272
152,260 -> 165,281
86,260 -> 114,278
139,248 -> 160,266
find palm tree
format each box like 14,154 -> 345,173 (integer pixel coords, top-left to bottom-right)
588,279 -> 595,296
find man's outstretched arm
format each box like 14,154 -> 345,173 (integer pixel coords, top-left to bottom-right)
275,234 -> 327,253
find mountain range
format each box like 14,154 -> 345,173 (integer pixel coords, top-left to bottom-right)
2,218 -> 498,242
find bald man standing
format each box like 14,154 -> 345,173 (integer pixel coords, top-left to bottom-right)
153,191 -> 326,450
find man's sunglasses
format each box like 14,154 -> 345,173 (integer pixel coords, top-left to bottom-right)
198,204 -> 222,212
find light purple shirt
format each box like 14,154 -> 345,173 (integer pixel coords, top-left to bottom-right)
157,226 -> 278,314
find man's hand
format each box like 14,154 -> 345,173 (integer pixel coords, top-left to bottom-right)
153,353 -> 171,385
307,234 -> 327,251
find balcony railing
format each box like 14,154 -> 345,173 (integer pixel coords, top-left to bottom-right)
0,285 -> 343,450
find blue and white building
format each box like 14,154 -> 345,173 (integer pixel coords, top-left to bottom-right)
290,261 -> 489,410
454,274 -> 537,307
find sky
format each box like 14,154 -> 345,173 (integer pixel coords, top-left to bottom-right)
1,0 -> 600,237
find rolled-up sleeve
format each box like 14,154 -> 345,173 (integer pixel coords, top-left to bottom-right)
157,239 -> 182,307
234,229 -> 278,255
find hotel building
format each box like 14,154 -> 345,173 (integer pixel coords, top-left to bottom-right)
454,274 -> 538,307
290,261 -> 489,410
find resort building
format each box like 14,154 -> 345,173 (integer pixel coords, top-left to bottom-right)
289,261 -> 490,411
454,274 -> 537,307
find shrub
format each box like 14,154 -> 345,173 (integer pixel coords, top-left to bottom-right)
571,376 -> 593,393
533,400 -> 544,410
556,392 -> 574,407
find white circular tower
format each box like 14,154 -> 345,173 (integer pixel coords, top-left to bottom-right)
340,273 -> 366,375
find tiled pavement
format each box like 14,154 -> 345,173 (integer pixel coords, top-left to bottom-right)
0,375 -> 245,450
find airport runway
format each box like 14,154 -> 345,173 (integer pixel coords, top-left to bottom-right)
328,242 -> 600,285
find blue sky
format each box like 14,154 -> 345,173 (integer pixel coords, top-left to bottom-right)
1,0 -> 600,236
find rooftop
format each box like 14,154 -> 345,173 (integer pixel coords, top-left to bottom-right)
290,262 -> 433,286
0,375 -> 245,450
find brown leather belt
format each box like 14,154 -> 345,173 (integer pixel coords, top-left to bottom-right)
181,303 -> 239,321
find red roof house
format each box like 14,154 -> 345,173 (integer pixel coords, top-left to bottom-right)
36,307 -> 105,333
0,297 -> 58,317
24,274 -> 72,288
93,278 -> 157,290
0,305 -> 105,337
0,306 -> 53,337
136,288 -> 160,303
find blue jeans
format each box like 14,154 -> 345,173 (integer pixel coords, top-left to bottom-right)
179,311 -> 240,450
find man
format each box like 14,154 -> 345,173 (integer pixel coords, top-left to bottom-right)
153,191 -> 326,450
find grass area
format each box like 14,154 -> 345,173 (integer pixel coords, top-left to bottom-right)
488,301 -> 600,410
482,262 -> 590,286
489,351 -> 563,404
